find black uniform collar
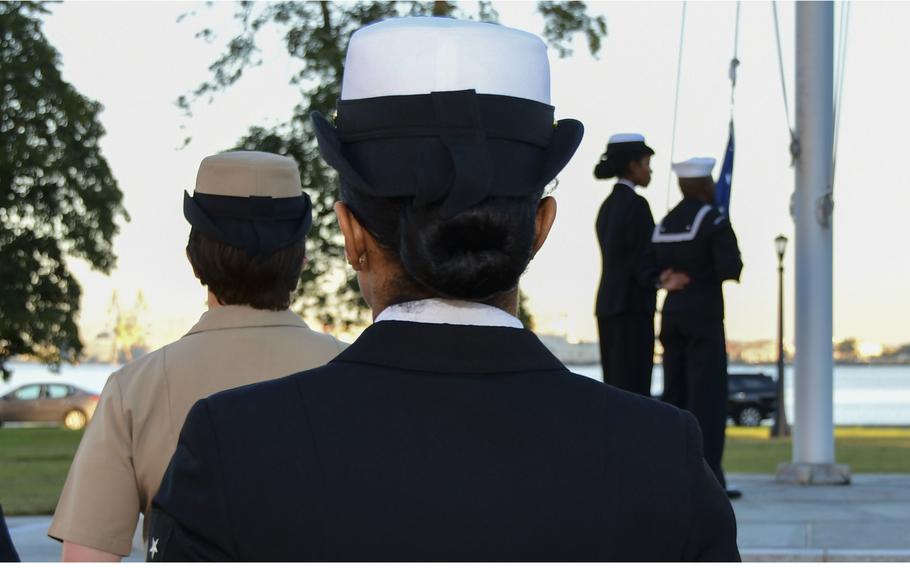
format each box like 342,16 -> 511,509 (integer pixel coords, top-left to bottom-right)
678,196 -> 709,208
665,198 -> 710,221
335,321 -> 566,375
612,182 -> 635,194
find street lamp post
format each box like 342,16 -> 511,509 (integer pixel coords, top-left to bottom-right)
772,234 -> 790,437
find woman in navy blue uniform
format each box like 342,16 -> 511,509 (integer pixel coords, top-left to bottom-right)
593,135 -> 687,396
652,157 -> 744,498
147,18 -> 739,562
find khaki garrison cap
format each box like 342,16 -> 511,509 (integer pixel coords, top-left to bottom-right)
194,150 -> 303,198
183,151 -> 313,258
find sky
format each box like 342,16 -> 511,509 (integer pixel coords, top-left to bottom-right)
36,1 -> 910,351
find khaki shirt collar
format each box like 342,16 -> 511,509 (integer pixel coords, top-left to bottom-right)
184,304 -> 310,337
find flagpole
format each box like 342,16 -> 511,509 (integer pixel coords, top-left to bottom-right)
776,0 -> 849,486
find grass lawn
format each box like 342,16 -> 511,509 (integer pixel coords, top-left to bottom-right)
1,426 -> 909,516
725,426 -> 910,474
0,428 -> 84,516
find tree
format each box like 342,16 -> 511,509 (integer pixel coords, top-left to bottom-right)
0,2 -> 128,379
181,1 -> 606,330
834,338 -> 859,361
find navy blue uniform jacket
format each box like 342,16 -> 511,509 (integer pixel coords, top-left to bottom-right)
595,184 -> 658,317
651,198 -> 743,320
148,321 -> 740,561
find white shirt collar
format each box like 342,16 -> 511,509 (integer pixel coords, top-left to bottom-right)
375,298 -> 524,329
617,178 -> 637,189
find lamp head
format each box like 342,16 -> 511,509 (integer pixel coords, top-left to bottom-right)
775,234 -> 788,258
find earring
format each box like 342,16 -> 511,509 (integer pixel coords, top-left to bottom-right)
358,254 -> 367,269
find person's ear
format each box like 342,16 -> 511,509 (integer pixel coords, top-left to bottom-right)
334,202 -> 369,271
532,196 -> 558,256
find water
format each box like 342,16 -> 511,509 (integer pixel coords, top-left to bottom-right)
3,361 -> 909,426
568,363 -> 910,426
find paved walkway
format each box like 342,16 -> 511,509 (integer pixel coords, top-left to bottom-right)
5,517 -> 144,562
8,474 -> 910,561
730,473 -> 910,561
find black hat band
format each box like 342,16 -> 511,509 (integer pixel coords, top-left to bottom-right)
312,90 -> 583,218
336,91 -> 556,148
183,191 -> 313,258
603,140 -> 655,160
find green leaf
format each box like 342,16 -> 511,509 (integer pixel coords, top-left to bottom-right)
1,2 -> 127,380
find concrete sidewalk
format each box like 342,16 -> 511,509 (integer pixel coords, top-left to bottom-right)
6,517 -> 144,562
730,473 -> 910,561
7,474 -> 910,561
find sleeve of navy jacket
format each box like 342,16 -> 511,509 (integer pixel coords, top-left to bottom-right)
709,214 -> 744,282
630,197 -> 659,288
681,411 -> 741,561
147,399 -> 234,561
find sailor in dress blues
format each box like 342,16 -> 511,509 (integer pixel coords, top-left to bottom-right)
652,157 -> 744,499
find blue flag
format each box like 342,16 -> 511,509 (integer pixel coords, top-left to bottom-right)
714,121 -> 735,218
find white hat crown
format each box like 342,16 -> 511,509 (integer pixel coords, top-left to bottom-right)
608,133 -> 646,144
671,157 -> 716,179
341,17 -> 551,104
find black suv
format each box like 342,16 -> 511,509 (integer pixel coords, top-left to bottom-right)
728,373 -> 778,426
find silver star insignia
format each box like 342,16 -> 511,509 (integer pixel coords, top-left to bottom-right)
149,537 -> 159,559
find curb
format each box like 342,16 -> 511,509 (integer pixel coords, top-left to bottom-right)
742,548 -> 910,562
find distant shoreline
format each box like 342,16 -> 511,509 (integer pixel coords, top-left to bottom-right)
568,361 -> 910,368
534,335 -> 910,367
729,360 -> 910,368
7,358 -> 910,370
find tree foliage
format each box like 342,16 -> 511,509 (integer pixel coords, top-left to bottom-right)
182,1 -> 606,331
834,337 -> 859,361
0,2 -> 127,379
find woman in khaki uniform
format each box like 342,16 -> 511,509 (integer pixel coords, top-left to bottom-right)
48,151 -> 346,561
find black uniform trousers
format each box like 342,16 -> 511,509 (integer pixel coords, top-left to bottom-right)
0,505 -> 19,562
659,312 -> 729,488
598,313 -> 654,397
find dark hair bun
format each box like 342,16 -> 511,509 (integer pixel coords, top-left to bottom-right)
398,197 -> 537,301
594,157 -> 618,179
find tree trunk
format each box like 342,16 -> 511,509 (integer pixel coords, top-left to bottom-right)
432,1 -> 455,16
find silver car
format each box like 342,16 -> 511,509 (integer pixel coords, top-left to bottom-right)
0,383 -> 99,430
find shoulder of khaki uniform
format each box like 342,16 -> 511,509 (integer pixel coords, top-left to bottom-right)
314,329 -> 347,354
106,345 -> 170,399
289,326 -> 345,356
105,347 -> 162,380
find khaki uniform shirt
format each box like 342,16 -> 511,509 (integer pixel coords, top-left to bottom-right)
48,305 -> 345,556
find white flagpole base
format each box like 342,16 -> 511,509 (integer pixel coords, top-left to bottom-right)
776,462 -> 852,485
